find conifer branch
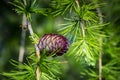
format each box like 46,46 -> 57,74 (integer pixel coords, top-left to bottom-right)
27,20 -> 40,80
18,0 -> 27,64
95,2 -> 103,80
22,0 -> 40,80
18,14 -> 27,63
18,0 -> 28,63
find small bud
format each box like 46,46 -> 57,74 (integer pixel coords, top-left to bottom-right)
37,34 -> 69,56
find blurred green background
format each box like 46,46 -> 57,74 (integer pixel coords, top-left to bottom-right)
0,0 -> 120,80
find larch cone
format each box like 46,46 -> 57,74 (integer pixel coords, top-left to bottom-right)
37,34 -> 69,56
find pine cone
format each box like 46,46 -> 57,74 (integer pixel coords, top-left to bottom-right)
37,34 -> 69,56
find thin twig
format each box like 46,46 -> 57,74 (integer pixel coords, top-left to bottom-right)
75,0 -> 85,38
95,2 -> 103,80
27,20 -> 40,80
96,5 -> 103,24
98,36 -> 102,80
75,0 -> 80,9
80,20 -> 86,38
18,14 -> 27,63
